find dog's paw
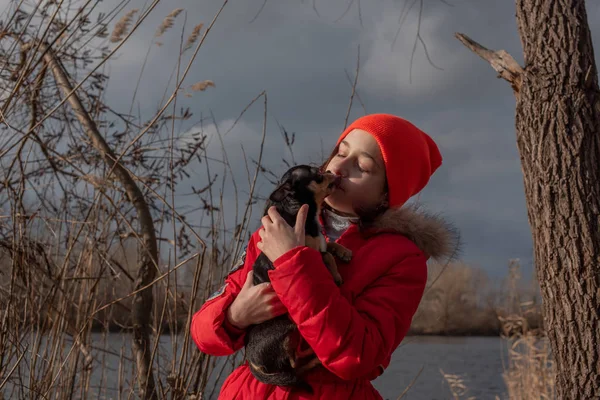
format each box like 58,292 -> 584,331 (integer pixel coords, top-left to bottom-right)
337,249 -> 352,263
333,273 -> 344,287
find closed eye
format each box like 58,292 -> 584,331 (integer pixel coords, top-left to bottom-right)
339,154 -> 367,173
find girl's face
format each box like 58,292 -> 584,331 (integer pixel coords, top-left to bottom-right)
324,129 -> 387,216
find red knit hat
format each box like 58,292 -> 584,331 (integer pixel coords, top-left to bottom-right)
336,113 -> 442,208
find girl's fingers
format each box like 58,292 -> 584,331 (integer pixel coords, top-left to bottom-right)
266,300 -> 287,315
255,282 -> 273,293
267,294 -> 283,306
270,304 -> 287,317
294,204 -> 308,238
243,270 -> 254,289
267,206 -> 285,225
261,215 -> 272,226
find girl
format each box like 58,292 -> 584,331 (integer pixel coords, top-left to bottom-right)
191,113 -> 458,399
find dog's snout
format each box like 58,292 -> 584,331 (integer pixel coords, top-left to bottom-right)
322,172 -> 341,190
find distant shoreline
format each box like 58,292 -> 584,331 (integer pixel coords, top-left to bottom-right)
80,323 -> 539,337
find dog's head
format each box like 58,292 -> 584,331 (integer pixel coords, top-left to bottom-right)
269,165 -> 340,207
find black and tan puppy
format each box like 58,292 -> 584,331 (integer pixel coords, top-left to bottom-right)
244,165 -> 352,393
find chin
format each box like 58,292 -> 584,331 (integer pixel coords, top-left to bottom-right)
324,196 -> 355,216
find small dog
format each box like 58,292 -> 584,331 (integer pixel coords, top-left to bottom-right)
244,165 -> 352,393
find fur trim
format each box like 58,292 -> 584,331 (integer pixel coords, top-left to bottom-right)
362,204 -> 461,261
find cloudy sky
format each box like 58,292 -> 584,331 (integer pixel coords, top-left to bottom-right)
108,0 -> 600,279
11,0 -> 600,279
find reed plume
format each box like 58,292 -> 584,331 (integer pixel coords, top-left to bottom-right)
110,9 -> 139,43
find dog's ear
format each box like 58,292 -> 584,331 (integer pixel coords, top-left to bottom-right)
270,182 -> 292,202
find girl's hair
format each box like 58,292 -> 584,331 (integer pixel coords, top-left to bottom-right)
319,144 -> 389,228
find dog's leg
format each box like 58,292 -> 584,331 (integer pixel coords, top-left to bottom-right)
291,347 -> 314,369
296,356 -> 322,375
283,333 -> 300,369
295,346 -> 315,359
250,362 -> 278,376
304,235 -> 322,252
326,242 -> 352,263
321,252 -> 343,286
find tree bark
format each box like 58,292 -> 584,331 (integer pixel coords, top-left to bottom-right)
41,44 -> 159,399
458,0 -> 600,398
515,2 -> 600,397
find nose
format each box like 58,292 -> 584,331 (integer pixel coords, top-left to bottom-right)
328,162 -> 348,178
326,167 -> 344,178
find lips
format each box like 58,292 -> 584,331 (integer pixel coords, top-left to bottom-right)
330,182 -> 344,194
322,171 -> 344,194
327,175 -> 343,192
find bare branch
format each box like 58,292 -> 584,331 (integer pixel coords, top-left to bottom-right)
312,0 -> 320,17
455,32 -> 523,94
334,0 -> 356,23
249,0 -> 269,23
392,0 -> 419,50
344,45 -> 360,130
344,69 -> 367,114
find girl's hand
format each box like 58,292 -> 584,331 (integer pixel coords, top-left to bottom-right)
257,205 -> 309,262
226,271 -> 286,329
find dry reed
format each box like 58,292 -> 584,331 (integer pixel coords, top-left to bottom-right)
435,260 -> 554,400
110,9 -> 139,43
499,261 -> 555,400
155,8 -> 184,38
440,369 -> 476,400
184,24 -> 204,52
0,1 -> 236,398
191,80 -> 215,92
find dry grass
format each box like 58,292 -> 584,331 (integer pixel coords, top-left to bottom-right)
0,1 -> 244,398
499,261 -> 555,400
155,9 -> 184,38
440,369 -> 476,400
191,80 -> 215,92
110,9 -> 139,43
501,329 -> 555,399
436,260 -> 555,400
184,24 -> 204,52
410,260 -> 544,336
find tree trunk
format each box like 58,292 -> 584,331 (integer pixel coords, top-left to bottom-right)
41,44 -> 159,400
515,1 -> 600,397
457,0 -> 600,398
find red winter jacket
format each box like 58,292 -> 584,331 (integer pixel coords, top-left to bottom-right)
191,206 -> 456,399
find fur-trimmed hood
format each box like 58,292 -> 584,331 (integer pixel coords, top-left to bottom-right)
361,204 -> 461,262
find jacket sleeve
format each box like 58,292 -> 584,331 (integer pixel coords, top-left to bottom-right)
268,243 -> 427,381
190,231 -> 261,356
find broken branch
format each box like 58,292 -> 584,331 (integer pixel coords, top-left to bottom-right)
455,32 -> 523,94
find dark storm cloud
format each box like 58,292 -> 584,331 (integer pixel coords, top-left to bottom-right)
97,0 -> 600,278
